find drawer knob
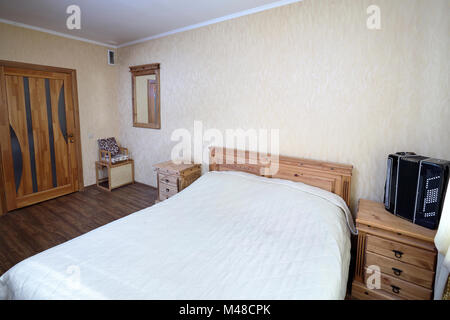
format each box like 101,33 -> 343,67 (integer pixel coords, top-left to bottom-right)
391,285 -> 401,294
164,179 -> 169,183
392,250 -> 403,259
166,188 -> 170,192
392,267 -> 403,276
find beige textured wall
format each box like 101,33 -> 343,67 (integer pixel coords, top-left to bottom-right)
3,0 -> 447,210
117,0 -> 449,210
0,23 -> 119,186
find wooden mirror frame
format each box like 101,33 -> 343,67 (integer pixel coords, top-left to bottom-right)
130,63 -> 161,129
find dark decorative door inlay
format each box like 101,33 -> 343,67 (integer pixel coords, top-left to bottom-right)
9,125 -> 23,192
23,76 -> 38,193
58,84 -> 68,143
45,79 -> 58,188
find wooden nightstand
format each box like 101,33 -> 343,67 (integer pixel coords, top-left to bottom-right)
352,199 -> 437,300
153,161 -> 201,203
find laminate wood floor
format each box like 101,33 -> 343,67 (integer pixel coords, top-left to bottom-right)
0,183 -> 157,275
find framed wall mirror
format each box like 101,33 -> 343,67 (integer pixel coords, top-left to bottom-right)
130,63 -> 160,129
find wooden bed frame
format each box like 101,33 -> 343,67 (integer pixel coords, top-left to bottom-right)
209,147 -> 353,206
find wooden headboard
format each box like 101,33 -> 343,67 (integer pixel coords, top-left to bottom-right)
209,147 -> 353,206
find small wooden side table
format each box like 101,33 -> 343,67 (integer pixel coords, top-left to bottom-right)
352,199 -> 437,300
95,159 -> 134,191
153,161 -> 201,203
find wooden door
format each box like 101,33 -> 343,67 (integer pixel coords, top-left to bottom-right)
0,62 -> 82,212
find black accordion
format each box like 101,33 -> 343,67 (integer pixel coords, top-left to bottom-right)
384,152 -> 450,229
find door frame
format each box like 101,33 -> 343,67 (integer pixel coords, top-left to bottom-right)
0,60 -> 84,214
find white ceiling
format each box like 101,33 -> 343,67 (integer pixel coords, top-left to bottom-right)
0,0 -> 300,48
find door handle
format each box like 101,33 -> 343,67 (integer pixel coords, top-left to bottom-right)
67,134 -> 75,143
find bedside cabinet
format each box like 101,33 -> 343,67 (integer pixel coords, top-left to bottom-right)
153,161 -> 201,203
352,199 -> 437,300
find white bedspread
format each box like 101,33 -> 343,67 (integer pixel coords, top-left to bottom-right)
0,171 -> 352,300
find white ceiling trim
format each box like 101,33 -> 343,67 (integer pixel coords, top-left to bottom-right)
0,0 -> 301,49
0,18 -> 117,48
118,0 -> 301,48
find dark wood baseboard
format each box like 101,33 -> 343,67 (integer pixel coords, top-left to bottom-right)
83,181 -> 156,189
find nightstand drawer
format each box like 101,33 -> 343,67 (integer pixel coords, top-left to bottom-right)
159,188 -> 177,200
351,281 -> 403,300
159,173 -> 178,186
366,235 -> 435,271
365,251 -> 434,288
364,268 -> 432,300
159,181 -> 177,194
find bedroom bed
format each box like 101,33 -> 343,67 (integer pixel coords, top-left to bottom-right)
0,147 -> 355,299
